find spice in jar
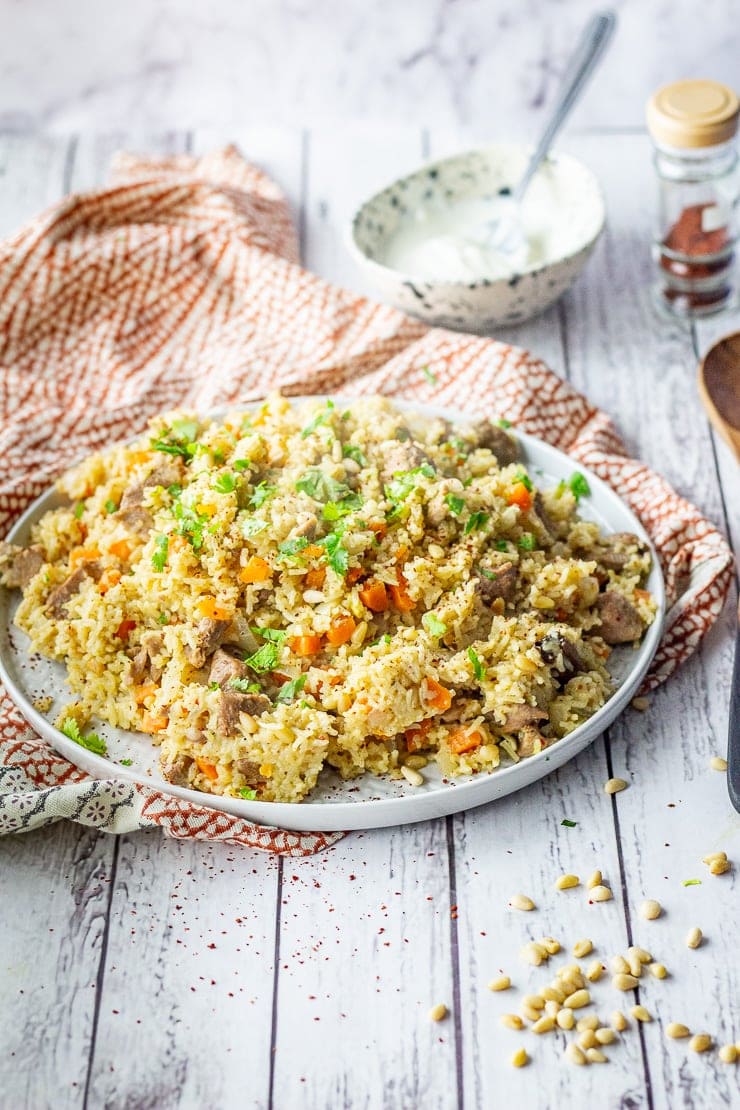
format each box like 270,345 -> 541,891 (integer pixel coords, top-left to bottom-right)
646,80 -> 739,318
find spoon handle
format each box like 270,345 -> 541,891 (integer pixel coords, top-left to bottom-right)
728,606 -> 740,812
514,10 -> 617,203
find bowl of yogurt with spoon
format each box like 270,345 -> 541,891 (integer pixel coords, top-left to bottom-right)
348,142 -> 605,331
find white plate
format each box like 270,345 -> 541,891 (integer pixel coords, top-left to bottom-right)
0,398 -> 664,831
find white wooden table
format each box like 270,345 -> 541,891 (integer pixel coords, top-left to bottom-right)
0,124 -> 738,1110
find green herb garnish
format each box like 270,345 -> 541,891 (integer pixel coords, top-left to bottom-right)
104,499 -> 117,514
342,444 -> 367,466
319,528 -> 350,576
465,511 -> 489,535
518,532 -> 536,551
152,417 -> 199,460
249,482 -> 276,509
212,472 -> 236,494
296,468 -> 354,504
467,646 -> 484,680
171,500 -> 209,551
120,758 -> 133,766
241,517 -> 268,539
233,458 -> 251,471
239,787 -> 258,800
682,878 -> 702,887
252,627 -> 288,644
478,567 -> 496,580
229,677 -> 262,693
152,534 -> 169,572
244,642 -> 280,674
497,418 -> 512,429
323,493 -> 362,521
278,537 -> 309,560
301,400 -> 335,439
422,612 -> 447,637
60,717 -> 107,756
74,501 -> 85,520
495,540 -> 509,551
421,365 -> 437,385
445,493 -> 465,516
514,468 -> 533,492
385,464 -> 436,508
157,612 -> 169,625
275,674 -> 308,704
569,472 -> 591,501
561,818 -> 577,828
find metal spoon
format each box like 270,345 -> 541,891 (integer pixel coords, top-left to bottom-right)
698,332 -> 740,811
485,9 -> 617,257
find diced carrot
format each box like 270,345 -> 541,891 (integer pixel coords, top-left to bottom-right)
133,682 -> 157,705
289,634 -> 323,657
197,596 -> 231,621
422,677 -> 452,713
305,566 -> 327,590
389,571 -> 415,612
128,450 -> 154,466
326,615 -> 356,647
346,567 -> 365,585
303,544 -> 324,559
448,726 -> 483,755
506,484 -> 533,511
141,711 -> 168,734
369,522 -> 387,541
108,539 -> 132,561
98,568 -> 121,594
359,580 -> 389,612
239,556 -> 272,584
634,588 -> 651,601
69,546 -> 101,569
196,757 -> 218,780
405,717 -> 432,752
395,544 -> 409,563
115,619 -> 137,640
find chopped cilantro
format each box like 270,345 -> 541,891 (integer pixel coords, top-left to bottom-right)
249,482 -> 276,509
495,540 -> 509,551
323,494 -> 362,521
514,468 -> 533,492
60,717 -> 107,756
152,534 -> 169,572
478,567 -> 496,580
208,681 -> 219,691
275,674 -> 308,704
301,400 -> 335,438
104,499 -> 117,514
244,642 -> 280,674
319,528 -> 350,576
167,483 -> 182,498
278,537 -> 309,560
342,444 -> 367,466
157,611 -> 169,625
152,417 -> 199,460
296,468 -> 354,504
447,436 -> 469,457
421,365 -> 438,385
239,787 -> 258,800
569,472 -> 591,501
252,627 -> 288,644
445,493 -> 465,516
467,646 -> 484,680
518,532 -> 536,551
497,418 -> 513,429
74,501 -> 85,519
422,612 -> 447,637
120,758 -> 133,766
241,516 -> 268,539
212,472 -> 236,494
229,677 -> 262,693
171,500 -> 208,551
233,458 -> 251,471
561,818 -> 577,828
465,511 -> 489,535
385,464 -> 436,507
682,878 -> 702,887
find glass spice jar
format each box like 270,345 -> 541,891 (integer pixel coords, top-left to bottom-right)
646,79 -> 740,318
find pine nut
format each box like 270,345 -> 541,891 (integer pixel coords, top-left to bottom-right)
521,942 -> 545,966
612,1010 -> 629,1031
558,963 -> 583,982
557,1008 -> 575,1030
649,963 -> 667,979
500,1013 -> 524,1030
522,994 -> 545,1011
563,989 -> 590,1010
572,939 -> 593,958
589,885 -> 613,902
631,1005 -> 652,1023
612,973 -> 640,991
686,926 -> 703,949
521,1004 -> 543,1023
689,1033 -> 712,1053
628,945 -> 653,965
631,696 -> 649,711
596,1027 -> 616,1045
639,899 -> 662,920
532,1015 -> 556,1034
401,765 -> 424,787
542,985 -> 566,1004
511,1047 -> 529,1068
488,976 -> 511,992
586,1048 -> 608,1063
702,851 -> 727,864
543,999 -> 560,1018
510,893 -> 536,911
605,777 -> 628,794
709,858 -> 731,875
710,756 -> 728,771
586,869 -> 603,890
666,1023 -> 690,1039
541,936 -> 561,955
565,1042 -> 587,1066
429,1003 -> 448,1022
627,952 -> 643,978
718,1044 -> 738,1064
586,959 -> 604,982
611,955 -> 630,975
578,1029 -> 597,1049
556,873 -> 580,890
576,1014 -> 600,1032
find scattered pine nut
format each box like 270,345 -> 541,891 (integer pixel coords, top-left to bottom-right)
710,756 -> 728,771
586,869 -> 603,890
586,1047 -> 608,1064
541,936 -> 561,955
556,873 -> 580,890
611,955 -> 630,975
544,999 -> 560,1018
488,976 -> 511,992
542,985 -> 566,1004
521,1003 -> 544,1023
510,893 -> 536,912
429,1003 -> 448,1022
596,1027 -> 616,1045
576,1014 -> 599,1032
401,765 -> 424,787
702,851 -> 727,865
631,1005 -> 652,1023
532,1015 -> 556,1034
563,989 -> 590,1010
666,1022 -> 690,1039
649,963 -> 667,980
578,1029 -> 597,1049
511,1047 -> 529,1068
586,959 -> 604,982
709,858 -> 731,875
631,696 -> 649,711
718,1044 -> 738,1064
612,973 -> 640,991
522,994 -> 545,1012
689,1033 -> 712,1053
521,942 -> 546,966
565,1042 -> 587,1066
612,1010 -> 629,1032
685,926 -> 703,949
639,899 -> 662,920
629,945 -> 653,965
572,938 -> 593,958
626,952 -> 643,978
605,777 -> 628,794
557,1008 -> 575,1030
500,1013 -> 524,1030
590,884 -> 613,903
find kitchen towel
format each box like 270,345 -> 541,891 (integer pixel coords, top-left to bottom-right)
0,146 -> 733,854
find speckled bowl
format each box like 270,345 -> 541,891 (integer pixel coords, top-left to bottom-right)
348,143 -> 605,331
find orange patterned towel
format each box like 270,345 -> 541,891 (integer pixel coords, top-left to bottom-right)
0,147 -> 733,854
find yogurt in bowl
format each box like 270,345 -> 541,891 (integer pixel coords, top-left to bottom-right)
349,143 -> 605,331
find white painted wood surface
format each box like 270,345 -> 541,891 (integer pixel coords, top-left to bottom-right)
0,120 -> 738,1110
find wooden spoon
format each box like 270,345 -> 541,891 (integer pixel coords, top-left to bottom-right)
698,332 -> 740,812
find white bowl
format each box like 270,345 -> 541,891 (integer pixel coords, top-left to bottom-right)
349,143 -> 605,331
